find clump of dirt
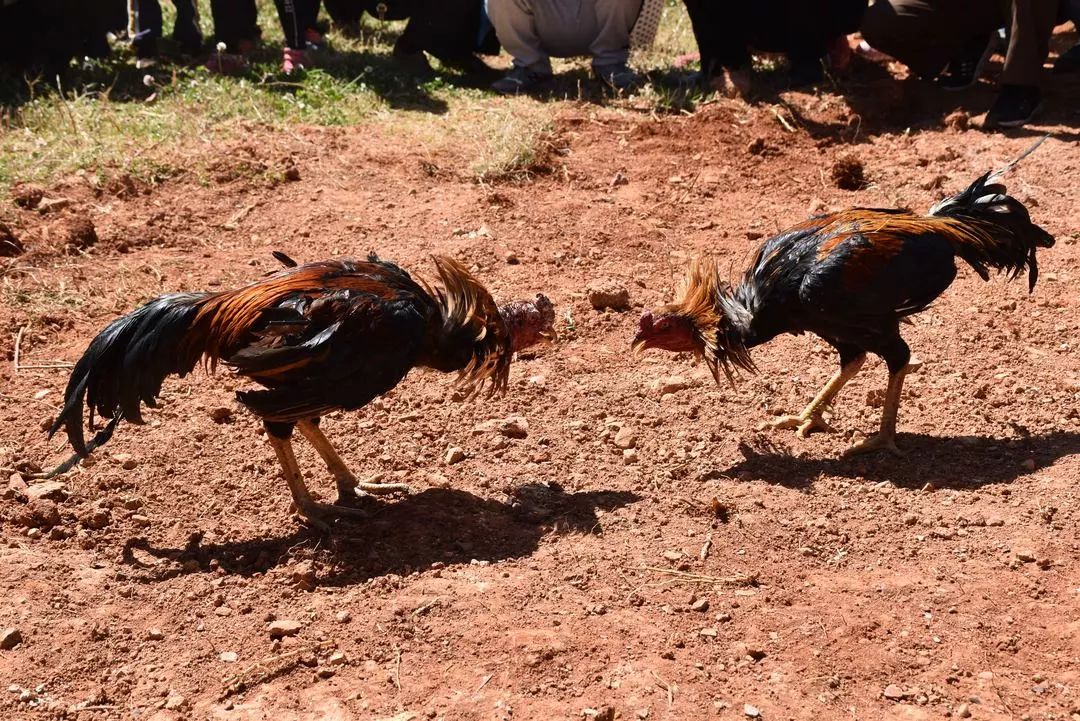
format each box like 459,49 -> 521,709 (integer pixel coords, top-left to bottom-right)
831,155 -> 868,190
10,183 -> 44,209
0,222 -> 23,257
53,215 -> 98,252
944,109 -> 970,131
103,173 -> 140,199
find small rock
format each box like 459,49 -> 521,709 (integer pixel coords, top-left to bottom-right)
587,280 -> 631,312
327,651 -> 347,666
112,453 -> 138,470
219,651 -> 238,663
956,703 -> 971,718
38,196 -> 72,213
16,499 -> 60,529
504,251 -> 520,265
1020,458 -> 1036,472
290,561 -> 317,591
902,513 -> 919,526
130,514 -> 151,527
623,449 -> 639,465
1015,549 -> 1037,563
55,215 -> 97,251
699,628 -> 718,638
335,610 -> 352,623
0,628 -> 23,650
445,447 -> 466,465
209,407 -> 232,423
944,109 -> 970,131
662,550 -> 683,562
473,417 -> 529,439
163,693 -> 186,710
744,704 -> 760,718
5,473 -> 28,500
268,619 -> 302,638
613,426 -> 637,449
80,508 -> 111,530
26,481 -> 66,502
883,684 -> 906,700
147,628 -> 164,641
283,167 -> 301,182
691,598 -> 710,612
652,376 -> 689,396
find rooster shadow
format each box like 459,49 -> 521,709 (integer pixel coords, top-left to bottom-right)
723,429 -> 1080,490
121,483 -> 639,586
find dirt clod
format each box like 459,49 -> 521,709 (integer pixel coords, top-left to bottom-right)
16,499 -> 60,528
11,183 -> 44,209
55,215 -> 98,252
0,628 -> 23,650
587,280 -> 631,311
0,223 -> 24,257
268,620 -> 302,639
831,155 -> 867,190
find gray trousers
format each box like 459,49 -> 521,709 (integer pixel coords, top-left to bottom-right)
487,0 -> 643,71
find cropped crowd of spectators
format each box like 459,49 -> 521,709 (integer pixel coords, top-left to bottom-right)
1,0 -> 1076,129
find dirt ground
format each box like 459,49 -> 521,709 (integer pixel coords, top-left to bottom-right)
2,53 -> 1080,721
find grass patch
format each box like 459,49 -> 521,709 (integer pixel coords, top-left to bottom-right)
0,0 -> 700,192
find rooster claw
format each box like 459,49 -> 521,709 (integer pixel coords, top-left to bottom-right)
336,475 -> 413,501
844,434 -> 905,458
758,413 -> 836,437
294,500 -> 369,533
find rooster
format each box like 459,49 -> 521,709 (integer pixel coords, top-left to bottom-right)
633,143 -> 1054,456
48,253 -> 555,530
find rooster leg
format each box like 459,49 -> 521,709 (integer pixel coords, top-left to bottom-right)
265,425 -> 367,532
845,358 -> 922,458
760,354 -> 866,438
296,419 -> 412,502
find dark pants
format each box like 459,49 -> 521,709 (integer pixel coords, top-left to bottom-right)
861,0 -> 1059,86
131,0 -> 202,56
272,0 -> 321,49
210,0 -> 260,51
682,0 -> 865,76
324,0 -> 486,60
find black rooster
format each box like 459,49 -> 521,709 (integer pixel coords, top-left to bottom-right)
48,254 -> 555,530
633,144 -> 1054,456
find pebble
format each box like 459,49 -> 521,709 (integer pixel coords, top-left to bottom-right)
663,550 -> 683,562
80,508 -> 111,530
504,251 -> 520,265
131,514 -> 151,527
268,619 -> 303,638
219,651 -> 238,663
744,704 -> 760,717
163,694 -> 186,710
26,481 -> 66,502
335,610 -> 352,623
327,651 -> 347,666
699,628 -> 718,638
691,598 -> 710,612
613,427 -> 637,449
147,628 -> 164,641
112,453 -> 138,470
16,499 -> 60,529
651,376 -> 690,396
5,473 -> 27,500
883,684 -> 906,700
587,280 -> 631,311
209,407 -> 233,423
0,628 -> 23,650
445,447 -> 466,465
1014,549 -> 1037,563
472,417 -> 529,439
956,703 -> 971,718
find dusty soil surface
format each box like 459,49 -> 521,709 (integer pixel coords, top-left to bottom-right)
2,56 -> 1080,721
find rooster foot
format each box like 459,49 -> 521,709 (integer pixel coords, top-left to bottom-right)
844,434 -> 905,458
336,475 -> 412,504
758,413 -> 836,438
294,500 -> 369,533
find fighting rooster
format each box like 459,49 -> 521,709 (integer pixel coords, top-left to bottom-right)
633,146 -> 1054,456
48,253 -> 555,530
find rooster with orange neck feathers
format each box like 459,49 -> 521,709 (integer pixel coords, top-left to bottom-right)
634,143 -> 1054,457
47,253 -> 555,530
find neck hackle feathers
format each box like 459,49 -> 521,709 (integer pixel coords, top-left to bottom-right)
673,258 -> 755,385
427,255 -> 512,396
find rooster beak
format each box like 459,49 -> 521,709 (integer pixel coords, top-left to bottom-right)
631,333 -> 649,356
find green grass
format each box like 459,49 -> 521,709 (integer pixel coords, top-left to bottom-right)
0,1 -> 699,192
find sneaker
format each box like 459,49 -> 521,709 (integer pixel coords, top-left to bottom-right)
304,27 -> 325,51
1053,43 -> 1080,74
984,85 -> 1043,128
938,34 -> 993,91
491,65 -> 551,95
594,62 -> 639,90
282,47 -> 308,74
393,48 -> 435,80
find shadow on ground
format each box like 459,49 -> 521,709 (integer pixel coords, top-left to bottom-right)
721,430 -> 1080,490
121,483 -> 640,585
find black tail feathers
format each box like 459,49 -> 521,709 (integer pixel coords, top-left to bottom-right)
46,293 -> 208,473
929,137 -> 1055,291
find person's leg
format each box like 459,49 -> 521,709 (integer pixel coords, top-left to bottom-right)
860,0 -> 999,80
589,0 -> 642,68
682,0 -> 751,77
130,0 -> 163,59
171,0 -> 202,53
999,0 -> 1058,86
487,0 -> 552,72
272,0 -> 306,49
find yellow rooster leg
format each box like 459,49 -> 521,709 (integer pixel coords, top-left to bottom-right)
296,420 -> 412,501
845,359 -> 922,458
266,433 -> 367,532
760,354 -> 867,438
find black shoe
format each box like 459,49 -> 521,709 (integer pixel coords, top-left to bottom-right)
938,34 -> 993,91
1053,43 -> 1080,74
984,85 -> 1043,129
